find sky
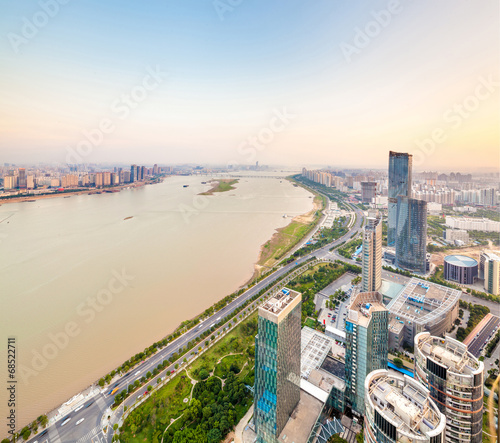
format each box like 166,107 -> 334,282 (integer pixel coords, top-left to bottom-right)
0,0 -> 498,171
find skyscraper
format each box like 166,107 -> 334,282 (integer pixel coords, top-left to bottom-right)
365,369 -> 446,443
362,214 -> 382,292
254,288 -> 302,443
395,196 -> 427,274
361,181 -> 377,204
388,151 -> 412,245
18,168 -> 27,189
415,333 -> 484,443
130,164 -> 137,183
344,291 -> 388,415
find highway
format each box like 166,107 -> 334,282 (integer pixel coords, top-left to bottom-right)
25,201 -> 364,443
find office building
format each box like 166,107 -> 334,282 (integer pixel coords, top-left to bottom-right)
254,288 -> 302,443
443,255 -> 478,285
395,196 -> 427,274
388,151 -> 412,245
415,333 -> 484,443
361,181 -> 377,204
386,278 -> 460,347
365,369 -> 446,443
344,291 -> 388,415
130,164 -> 138,183
480,251 -> 500,295
18,168 -> 27,189
362,214 -> 382,292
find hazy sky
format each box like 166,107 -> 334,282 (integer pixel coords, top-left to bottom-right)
0,0 -> 498,170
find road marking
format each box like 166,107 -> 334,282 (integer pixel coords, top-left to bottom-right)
76,426 -> 101,442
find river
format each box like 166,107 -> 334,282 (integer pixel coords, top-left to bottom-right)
0,172 -> 313,433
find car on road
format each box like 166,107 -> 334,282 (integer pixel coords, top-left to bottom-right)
76,418 -> 85,426
74,404 -> 84,413
61,418 -> 71,427
39,430 -> 48,437
85,401 -> 94,409
135,370 -> 141,376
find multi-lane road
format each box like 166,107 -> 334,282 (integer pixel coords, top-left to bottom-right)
25,202 -> 364,443
466,314 -> 500,357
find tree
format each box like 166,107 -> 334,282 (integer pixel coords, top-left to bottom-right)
393,358 -> 404,369
199,369 -> 209,380
21,428 -> 31,441
113,423 -> 118,431
98,378 -> 105,387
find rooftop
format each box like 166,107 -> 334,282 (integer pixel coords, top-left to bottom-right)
416,333 -> 482,376
444,254 -> 478,267
386,277 -> 461,325
366,370 -> 444,440
301,326 -> 333,380
278,389 -> 323,443
346,291 -> 386,328
259,287 -> 301,323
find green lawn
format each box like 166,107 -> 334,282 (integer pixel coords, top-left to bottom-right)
119,313 -> 257,442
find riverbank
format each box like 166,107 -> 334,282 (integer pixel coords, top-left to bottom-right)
199,178 -> 238,195
255,189 -> 325,273
0,180 -> 159,205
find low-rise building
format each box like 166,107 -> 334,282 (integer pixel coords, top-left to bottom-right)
386,278 -> 460,348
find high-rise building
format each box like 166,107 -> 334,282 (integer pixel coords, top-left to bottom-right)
130,165 -> 138,183
365,369 -> 446,443
344,291 -> 388,415
362,214 -> 382,292
3,175 -> 17,189
395,196 -> 427,274
103,172 -> 111,186
415,333 -> 484,443
388,151 -> 412,245
361,181 -> 377,204
480,251 -> 500,295
95,172 -> 103,187
254,288 -> 302,443
18,168 -> 27,189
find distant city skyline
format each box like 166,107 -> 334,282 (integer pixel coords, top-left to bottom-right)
1,1 -> 498,169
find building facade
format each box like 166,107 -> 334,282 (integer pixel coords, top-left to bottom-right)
414,333 -> 484,443
388,151 -> 412,245
362,214 -> 382,292
344,291 -> 388,415
480,251 -> 500,295
395,196 -> 427,274
365,369 -> 446,443
361,181 -> 377,204
254,288 -> 302,443
443,255 -> 478,285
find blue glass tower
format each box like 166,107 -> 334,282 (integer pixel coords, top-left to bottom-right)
388,151 -> 412,245
395,196 -> 427,274
254,288 -> 302,443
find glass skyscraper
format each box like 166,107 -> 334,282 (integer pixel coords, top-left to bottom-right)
388,151 -> 412,245
254,288 -> 302,443
344,291 -> 388,415
395,196 -> 427,274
